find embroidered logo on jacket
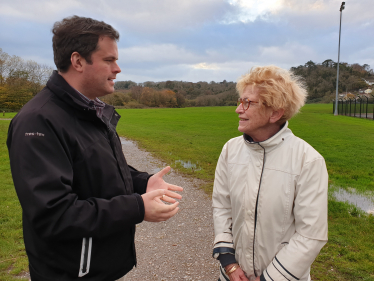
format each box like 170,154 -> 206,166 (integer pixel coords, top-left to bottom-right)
25,132 -> 45,137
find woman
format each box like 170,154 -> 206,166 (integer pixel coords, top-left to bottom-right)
212,65 -> 328,281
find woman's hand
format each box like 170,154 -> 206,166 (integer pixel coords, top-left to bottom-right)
225,264 -> 249,281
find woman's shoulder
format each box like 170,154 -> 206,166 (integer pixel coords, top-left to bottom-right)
223,135 -> 244,149
286,132 -> 325,163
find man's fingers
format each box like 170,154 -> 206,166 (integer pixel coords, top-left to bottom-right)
148,189 -> 182,200
159,201 -> 179,213
164,189 -> 182,200
166,183 -> 183,192
156,166 -> 171,178
160,195 -> 176,204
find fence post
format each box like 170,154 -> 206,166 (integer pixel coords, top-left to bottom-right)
364,95 -> 369,119
344,99 -> 347,115
358,96 -> 362,118
372,94 -> 374,120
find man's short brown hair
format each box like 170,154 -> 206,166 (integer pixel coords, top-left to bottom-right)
52,15 -> 119,73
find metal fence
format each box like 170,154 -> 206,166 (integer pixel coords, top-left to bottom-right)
333,96 -> 374,119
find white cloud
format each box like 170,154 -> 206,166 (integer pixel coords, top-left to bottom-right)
226,0 -> 283,23
118,44 -> 204,64
192,63 -> 220,70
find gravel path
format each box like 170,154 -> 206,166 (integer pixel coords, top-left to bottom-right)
120,138 -> 219,281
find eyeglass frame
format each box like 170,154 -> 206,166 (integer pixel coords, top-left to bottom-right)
237,98 -> 259,111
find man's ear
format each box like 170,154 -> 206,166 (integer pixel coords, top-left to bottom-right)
70,52 -> 85,73
269,108 -> 285,124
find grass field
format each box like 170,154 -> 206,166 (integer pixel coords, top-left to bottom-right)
116,104 -> 374,193
0,120 -> 27,281
1,104 -> 374,280
0,112 -> 17,119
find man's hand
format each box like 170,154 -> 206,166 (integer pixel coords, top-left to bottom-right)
142,189 -> 182,222
224,264 -> 250,281
146,166 -> 183,193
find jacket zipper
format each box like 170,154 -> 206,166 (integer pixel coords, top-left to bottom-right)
78,237 -> 92,277
252,143 -> 266,277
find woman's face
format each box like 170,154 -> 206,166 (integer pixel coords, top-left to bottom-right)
235,85 -> 275,142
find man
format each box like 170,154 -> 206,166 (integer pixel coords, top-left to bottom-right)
7,16 -> 183,281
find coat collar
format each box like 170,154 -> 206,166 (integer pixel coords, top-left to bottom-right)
46,71 -> 119,125
243,121 -> 292,152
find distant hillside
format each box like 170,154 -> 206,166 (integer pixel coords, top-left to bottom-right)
291,60 -> 373,103
104,80 -> 238,108
108,60 -> 373,108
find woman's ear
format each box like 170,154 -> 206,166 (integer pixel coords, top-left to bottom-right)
269,108 -> 285,124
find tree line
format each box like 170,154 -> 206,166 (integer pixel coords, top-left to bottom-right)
100,80 -> 238,108
0,48 -> 53,111
1,47 -> 373,110
105,60 -> 373,107
291,60 -> 373,103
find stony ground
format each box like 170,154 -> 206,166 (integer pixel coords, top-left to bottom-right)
121,138 -> 219,281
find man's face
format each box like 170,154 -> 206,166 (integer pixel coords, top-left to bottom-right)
235,85 -> 274,142
81,36 -> 121,99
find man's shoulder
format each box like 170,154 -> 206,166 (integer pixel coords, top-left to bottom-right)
12,87 -> 74,129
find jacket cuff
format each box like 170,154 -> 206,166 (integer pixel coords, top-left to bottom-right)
214,232 -> 234,245
133,193 -> 145,223
218,253 -> 237,267
265,256 -> 300,280
260,273 -> 267,281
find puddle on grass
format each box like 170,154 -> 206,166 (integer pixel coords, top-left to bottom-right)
333,188 -> 374,214
150,168 -> 162,174
175,160 -> 201,171
121,139 -> 134,146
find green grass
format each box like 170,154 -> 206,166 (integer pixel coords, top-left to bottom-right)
1,104 -> 374,280
116,107 -> 242,182
290,104 -> 374,193
312,200 -> 374,280
116,105 -> 374,194
0,112 -> 17,119
0,121 -> 28,281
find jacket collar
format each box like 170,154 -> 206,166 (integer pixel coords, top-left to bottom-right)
46,71 -> 119,125
243,121 -> 291,152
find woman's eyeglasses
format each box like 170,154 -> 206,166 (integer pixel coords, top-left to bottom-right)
237,98 -> 259,111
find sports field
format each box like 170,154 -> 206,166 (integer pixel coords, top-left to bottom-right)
1,104 -> 374,280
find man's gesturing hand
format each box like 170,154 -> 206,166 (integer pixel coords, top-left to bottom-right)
146,166 -> 183,193
142,189 -> 182,222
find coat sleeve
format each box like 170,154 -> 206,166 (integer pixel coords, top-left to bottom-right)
212,142 -> 236,259
7,113 -> 145,241
128,165 -> 151,195
261,157 -> 328,281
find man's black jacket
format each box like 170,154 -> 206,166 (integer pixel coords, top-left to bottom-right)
7,71 -> 149,281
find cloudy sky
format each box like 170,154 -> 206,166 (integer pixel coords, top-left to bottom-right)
0,0 -> 373,83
